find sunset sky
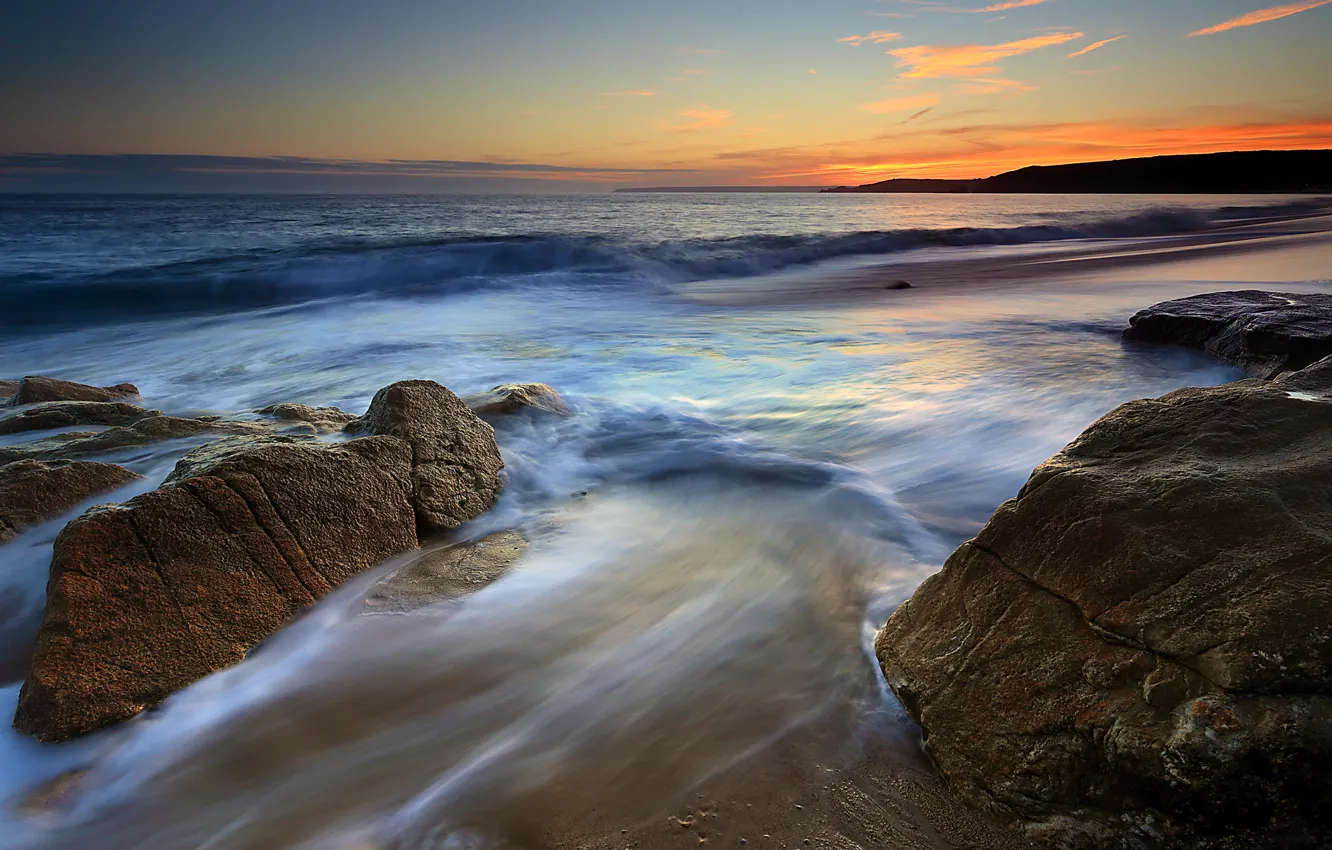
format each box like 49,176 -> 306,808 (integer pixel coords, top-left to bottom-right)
3,0 -> 1331,191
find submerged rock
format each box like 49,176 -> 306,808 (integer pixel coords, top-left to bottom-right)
465,383 -> 569,419
876,365 -> 1332,848
0,460 -> 141,543
0,401 -> 160,436
0,433 -> 98,466
1123,290 -> 1332,377
13,435 -> 418,742
10,376 -> 140,406
255,402 -> 358,433
345,380 -> 504,534
363,529 -> 528,613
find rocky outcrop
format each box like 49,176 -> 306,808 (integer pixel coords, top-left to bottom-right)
345,380 -> 504,533
0,379 -> 19,399
13,435 -> 418,742
465,383 -> 569,419
1123,290 -> 1332,377
876,363 -> 1332,848
44,415 -> 271,456
0,460 -> 141,543
0,402 -> 160,436
256,403 -> 358,433
9,376 -> 140,406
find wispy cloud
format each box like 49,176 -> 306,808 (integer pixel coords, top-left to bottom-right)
980,0 -> 1053,10
1067,35 -> 1126,58
889,32 -> 1084,78
599,90 -> 658,97
862,94 -> 942,113
905,107 -> 934,122
838,30 -> 905,46
1190,0 -> 1332,35
662,107 -> 734,132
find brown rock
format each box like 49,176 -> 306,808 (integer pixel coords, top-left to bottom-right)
0,379 -> 19,401
0,433 -> 98,465
11,376 -> 140,406
0,401 -> 160,436
13,435 -> 418,741
465,383 -> 569,419
0,460 -> 141,542
876,373 -> 1332,848
345,380 -> 504,533
256,402 -> 358,433
363,529 -> 528,613
46,415 -> 272,457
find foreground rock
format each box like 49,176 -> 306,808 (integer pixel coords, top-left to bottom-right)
465,383 -> 569,419
13,435 -> 417,742
0,460 -> 141,543
0,401 -> 160,435
345,380 -> 504,533
9,376 -> 140,406
877,363 -> 1332,848
1123,290 -> 1332,377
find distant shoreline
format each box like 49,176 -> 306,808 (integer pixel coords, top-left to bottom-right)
614,150 -> 1332,195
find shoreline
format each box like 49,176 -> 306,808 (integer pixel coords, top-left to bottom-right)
677,209 -> 1332,307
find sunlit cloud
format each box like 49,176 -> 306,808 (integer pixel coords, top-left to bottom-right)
889,32 -> 1084,78
1067,35 -> 1126,58
1191,0 -> 1332,35
862,93 -> 942,113
980,0 -> 1053,10
906,107 -> 934,122
662,107 -> 735,132
678,68 -> 710,76
599,90 -> 659,97
838,31 -> 904,46
809,68 -> 818,74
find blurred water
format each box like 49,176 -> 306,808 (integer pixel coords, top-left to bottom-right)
0,193 -> 1324,848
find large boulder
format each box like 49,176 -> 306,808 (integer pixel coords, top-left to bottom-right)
877,364 -> 1332,848
345,380 -> 504,533
0,401 -> 160,435
13,435 -> 418,742
465,383 -> 569,420
1123,290 -> 1332,377
0,460 -> 141,542
9,376 -> 140,406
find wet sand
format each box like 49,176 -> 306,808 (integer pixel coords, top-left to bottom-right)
678,208 -> 1332,307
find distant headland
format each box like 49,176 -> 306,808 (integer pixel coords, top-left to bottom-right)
613,151 -> 1332,194
821,150 -> 1332,194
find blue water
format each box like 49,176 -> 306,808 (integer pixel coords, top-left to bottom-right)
0,192 -> 1327,848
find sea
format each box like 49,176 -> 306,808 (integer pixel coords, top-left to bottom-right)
0,192 -> 1327,848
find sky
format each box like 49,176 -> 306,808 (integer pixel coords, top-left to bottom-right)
2,0 -> 1331,192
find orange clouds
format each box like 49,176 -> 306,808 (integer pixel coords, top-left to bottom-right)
838,31 -> 904,46
1191,0 -> 1332,36
663,107 -> 734,132
862,94 -> 941,113
722,116 -> 1332,184
889,32 -> 1084,78
600,90 -> 658,97
1067,36 -> 1126,58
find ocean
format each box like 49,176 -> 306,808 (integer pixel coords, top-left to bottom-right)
0,192 -> 1327,848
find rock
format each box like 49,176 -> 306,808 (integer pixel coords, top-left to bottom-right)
0,379 -> 19,401
0,402 -> 160,436
885,280 -> 913,290
1123,290 -> 1332,377
13,435 -> 418,741
256,403 -> 358,433
464,383 -> 569,419
345,380 -> 504,534
52,415 -> 271,456
363,529 -> 528,613
0,433 -> 98,466
876,372 -> 1332,848
0,460 -> 141,543
10,376 -> 140,406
